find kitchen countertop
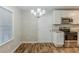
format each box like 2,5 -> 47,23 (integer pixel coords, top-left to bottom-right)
52,29 -> 64,33
52,30 -> 79,33
52,27 -> 79,32
52,29 -> 79,33
70,28 -> 79,32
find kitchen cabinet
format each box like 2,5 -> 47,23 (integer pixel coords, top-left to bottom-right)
70,11 -> 79,24
53,10 -> 61,24
53,32 -> 64,47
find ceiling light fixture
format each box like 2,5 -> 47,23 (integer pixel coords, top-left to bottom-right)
31,8 -> 46,18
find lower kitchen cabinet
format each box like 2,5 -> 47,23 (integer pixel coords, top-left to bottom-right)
53,32 -> 64,47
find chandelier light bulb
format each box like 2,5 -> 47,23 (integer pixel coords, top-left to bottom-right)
39,12 -> 42,16
31,9 -> 34,14
42,10 -> 46,14
33,12 -> 36,16
37,8 -> 41,13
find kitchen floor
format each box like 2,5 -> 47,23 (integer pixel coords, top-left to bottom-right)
14,40 -> 79,53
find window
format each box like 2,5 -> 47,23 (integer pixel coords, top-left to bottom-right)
0,7 -> 13,46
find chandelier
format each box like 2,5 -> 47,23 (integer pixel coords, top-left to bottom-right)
31,8 -> 46,18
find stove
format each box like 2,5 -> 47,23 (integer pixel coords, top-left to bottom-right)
59,27 -> 77,40
59,17 -> 77,40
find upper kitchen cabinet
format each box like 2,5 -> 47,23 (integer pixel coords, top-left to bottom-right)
53,10 -> 79,24
70,11 -> 79,24
52,10 -> 61,24
53,10 -> 69,24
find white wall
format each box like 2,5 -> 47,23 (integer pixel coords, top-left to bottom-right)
0,6 -> 22,53
22,10 -> 53,42
22,10 -> 38,42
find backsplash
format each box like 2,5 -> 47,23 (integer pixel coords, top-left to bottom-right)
53,24 -> 79,32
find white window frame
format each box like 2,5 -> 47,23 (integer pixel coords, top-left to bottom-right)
0,6 -> 14,46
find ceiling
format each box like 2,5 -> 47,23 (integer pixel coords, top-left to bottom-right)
17,6 -> 79,11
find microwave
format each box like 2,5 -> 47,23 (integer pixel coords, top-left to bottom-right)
61,17 -> 73,24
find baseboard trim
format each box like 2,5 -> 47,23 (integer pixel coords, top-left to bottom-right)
11,42 -> 22,53
22,41 -> 53,43
53,43 -> 64,47
65,40 -> 77,42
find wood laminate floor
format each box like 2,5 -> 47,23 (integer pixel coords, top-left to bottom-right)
15,40 -> 79,53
